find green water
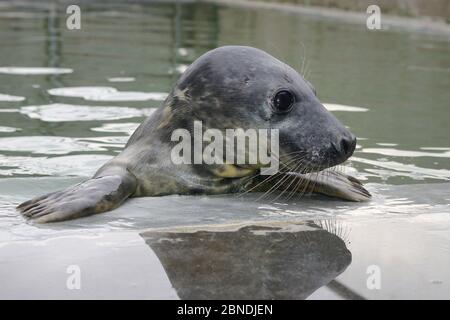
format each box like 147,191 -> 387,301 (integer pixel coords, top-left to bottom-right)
0,1 -> 449,183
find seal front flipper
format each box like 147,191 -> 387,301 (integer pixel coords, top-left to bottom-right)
247,170 -> 371,202
17,169 -> 137,223
289,170 -> 371,202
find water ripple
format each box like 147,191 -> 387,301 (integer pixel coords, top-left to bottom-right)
107,77 -> 136,82
21,104 -> 155,122
0,93 -> 25,102
0,136 -> 115,154
361,148 -> 450,158
48,86 -> 168,102
0,67 -> 73,75
91,122 -> 140,134
0,154 -> 111,177
0,126 -> 20,133
323,103 -> 369,112
352,156 -> 450,181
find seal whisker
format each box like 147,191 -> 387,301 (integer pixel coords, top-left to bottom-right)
285,161 -> 313,201
296,160 -> 316,198
256,162 -> 301,201
258,161 -> 304,201
304,60 -> 312,80
266,157 -> 311,200
299,41 -> 308,77
270,161 -> 307,201
244,152 -> 308,200
239,175 -> 278,197
309,162 -> 324,196
236,153 -> 308,198
285,169 -> 308,201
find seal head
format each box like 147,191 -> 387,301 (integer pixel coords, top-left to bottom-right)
171,46 -> 356,172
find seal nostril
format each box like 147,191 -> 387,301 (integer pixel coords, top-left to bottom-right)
340,136 -> 356,157
341,139 -> 350,155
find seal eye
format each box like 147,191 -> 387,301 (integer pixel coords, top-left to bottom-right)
273,90 -> 295,113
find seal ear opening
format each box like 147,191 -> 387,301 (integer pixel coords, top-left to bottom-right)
17,170 -> 137,223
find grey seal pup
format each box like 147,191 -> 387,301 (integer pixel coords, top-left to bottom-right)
18,46 -> 370,223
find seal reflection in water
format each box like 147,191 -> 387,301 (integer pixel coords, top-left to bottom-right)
141,221 -> 353,299
18,46 -> 370,223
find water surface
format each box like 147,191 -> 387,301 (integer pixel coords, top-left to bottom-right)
0,0 -> 449,299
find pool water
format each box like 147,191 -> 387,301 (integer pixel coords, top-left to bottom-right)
0,0 -> 449,299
